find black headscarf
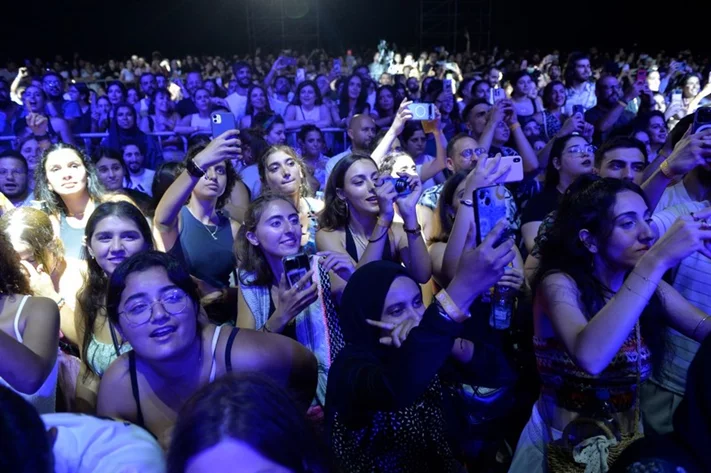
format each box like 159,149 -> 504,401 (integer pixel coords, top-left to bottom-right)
338,260 -> 412,358
672,333 -> 711,471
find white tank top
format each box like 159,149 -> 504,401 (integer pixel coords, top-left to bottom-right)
0,295 -> 58,414
297,105 -> 321,121
190,114 -> 211,130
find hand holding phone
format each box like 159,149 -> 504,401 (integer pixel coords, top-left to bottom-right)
210,111 -> 237,139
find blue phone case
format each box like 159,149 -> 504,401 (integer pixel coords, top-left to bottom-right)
210,111 -> 237,139
474,186 -> 509,247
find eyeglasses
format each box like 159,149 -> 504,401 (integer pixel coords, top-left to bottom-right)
460,148 -> 488,158
119,289 -> 189,326
565,145 -> 596,155
0,169 -> 27,177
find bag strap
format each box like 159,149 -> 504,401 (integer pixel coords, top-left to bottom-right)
632,321 -> 641,434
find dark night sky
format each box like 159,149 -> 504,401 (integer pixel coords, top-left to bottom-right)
3,0 -> 710,62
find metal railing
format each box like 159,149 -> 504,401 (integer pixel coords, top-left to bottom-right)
0,127 -> 350,155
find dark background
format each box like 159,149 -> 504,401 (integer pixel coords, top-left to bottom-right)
3,0 -> 710,62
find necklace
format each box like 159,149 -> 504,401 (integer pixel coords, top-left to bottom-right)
348,225 -> 369,251
202,220 -> 219,240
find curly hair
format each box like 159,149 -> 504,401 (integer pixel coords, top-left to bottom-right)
183,144 -> 239,210
0,208 -> 64,275
235,193 -> 299,287
33,143 -> 105,217
0,230 -> 31,296
244,84 -> 273,117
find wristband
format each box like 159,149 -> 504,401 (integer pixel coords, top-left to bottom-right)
617,100 -> 629,109
435,289 -> 469,323
660,159 -> 674,179
186,158 -> 206,178
403,224 -> 422,235
509,122 -> 521,132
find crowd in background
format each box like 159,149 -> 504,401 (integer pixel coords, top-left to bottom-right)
1,41 -> 711,473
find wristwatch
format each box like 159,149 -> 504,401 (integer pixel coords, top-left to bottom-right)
459,199 -> 474,207
186,158 -> 206,178
403,224 -> 422,235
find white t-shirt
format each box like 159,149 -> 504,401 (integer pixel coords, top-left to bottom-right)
44,413 -> 166,473
654,180 -> 692,213
269,96 -> 290,117
225,93 -> 248,120
127,169 -> 156,196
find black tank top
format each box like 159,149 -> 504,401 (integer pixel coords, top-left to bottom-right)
344,225 -> 395,263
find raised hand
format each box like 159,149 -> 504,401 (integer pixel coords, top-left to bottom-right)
373,177 -> 398,223
463,153 -> 512,194
366,317 -> 421,348
390,100 -> 414,136
193,129 -> 241,169
665,128 -> 711,177
647,208 -> 711,267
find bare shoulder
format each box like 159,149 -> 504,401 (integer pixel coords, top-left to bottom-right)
97,353 -> 136,417
316,227 -> 345,248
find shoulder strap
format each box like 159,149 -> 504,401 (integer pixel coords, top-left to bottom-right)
225,328 -> 240,373
344,226 -> 359,262
383,232 -> 393,262
208,325 -> 224,383
128,351 -> 145,427
13,295 -> 30,342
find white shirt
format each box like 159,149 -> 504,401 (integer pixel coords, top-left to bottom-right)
127,168 -> 156,196
654,180 -> 692,212
225,92 -> 248,120
44,413 -> 165,473
269,96 -> 290,117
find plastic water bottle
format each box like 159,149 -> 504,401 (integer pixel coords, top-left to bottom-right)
489,285 -> 515,330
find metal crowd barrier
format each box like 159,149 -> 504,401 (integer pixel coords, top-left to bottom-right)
0,127 -> 350,155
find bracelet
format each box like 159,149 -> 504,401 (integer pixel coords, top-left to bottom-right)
435,289 -> 469,323
403,224 -> 422,235
660,159 -> 674,179
622,282 -> 651,301
630,270 -> 656,287
693,315 -> 710,337
368,228 -> 389,243
509,122 -> 521,132
618,100 -> 629,108
186,158 -> 206,178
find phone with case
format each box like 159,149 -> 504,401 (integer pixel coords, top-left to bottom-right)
496,155 -> 524,184
210,111 -> 237,139
473,186 -> 512,247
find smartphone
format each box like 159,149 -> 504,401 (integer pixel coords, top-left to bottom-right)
282,253 -> 312,289
671,89 -> 683,105
496,156 -> 524,184
692,107 -> 711,133
210,111 -> 236,139
493,88 -> 506,104
572,104 -> 585,116
296,68 -> 306,83
473,186 -> 512,247
636,69 -> 647,83
406,103 -> 436,120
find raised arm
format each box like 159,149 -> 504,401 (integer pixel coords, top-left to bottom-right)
371,100 -> 413,166
542,214 -> 711,375
419,109 -> 448,182
153,130 -> 241,250
503,101 -> 539,172
392,175 -> 432,283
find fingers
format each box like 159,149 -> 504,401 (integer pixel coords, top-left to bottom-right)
690,206 -> 711,221
481,219 -> 509,248
218,129 -> 240,140
366,319 -> 397,330
294,269 -> 315,289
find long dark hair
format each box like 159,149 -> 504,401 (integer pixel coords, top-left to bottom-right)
77,201 -> 154,375
337,74 -> 368,119
431,170 -> 468,243
92,146 -> 129,188
107,103 -> 143,151
533,176 -> 649,317
289,80 -> 324,107
167,373 -> 330,473
235,193 -> 299,287
106,251 -> 201,328
0,229 -> 31,296
257,145 -> 312,199
318,153 -> 376,231
544,133 -> 581,191
33,143 -> 105,217
245,84 -> 273,116
374,85 -> 399,117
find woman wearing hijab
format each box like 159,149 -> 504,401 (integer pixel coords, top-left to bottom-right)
325,220 -> 516,473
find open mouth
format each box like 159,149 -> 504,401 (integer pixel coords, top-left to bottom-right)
581,159 -> 592,167
150,326 -> 177,338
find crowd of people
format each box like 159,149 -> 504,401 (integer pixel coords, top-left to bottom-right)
1,42 -> 711,473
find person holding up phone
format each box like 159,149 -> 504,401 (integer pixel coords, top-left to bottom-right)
584,75 -> 647,146
317,154 -> 432,302
235,193 -> 343,407
153,130 -> 241,314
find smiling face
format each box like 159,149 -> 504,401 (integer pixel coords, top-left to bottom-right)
88,215 -> 149,276
299,84 -> 316,107
44,148 -> 88,198
646,115 -> 667,145
250,87 -> 266,110
95,156 -> 125,191
264,150 -> 302,196
122,144 -> 144,174
340,158 -> 380,216
247,199 -> 302,259
116,266 -> 198,361
23,86 -> 46,113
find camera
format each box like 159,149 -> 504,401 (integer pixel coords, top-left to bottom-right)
386,177 -> 412,196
